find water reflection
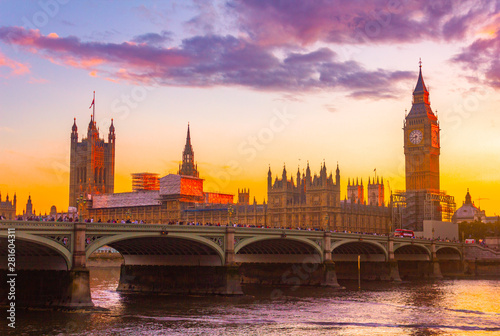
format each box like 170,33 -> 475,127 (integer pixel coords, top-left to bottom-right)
1,268 -> 499,336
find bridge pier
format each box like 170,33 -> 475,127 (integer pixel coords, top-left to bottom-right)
387,238 -> 402,282
388,261 -> 402,281
323,232 -> 340,287
430,241 -> 443,279
64,222 -> 93,307
61,268 -> 93,307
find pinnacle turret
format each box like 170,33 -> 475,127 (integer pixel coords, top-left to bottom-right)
178,123 -> 199,178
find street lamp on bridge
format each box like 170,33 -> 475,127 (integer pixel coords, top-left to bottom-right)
76,195 -> 87,223
228,204 -> 234,226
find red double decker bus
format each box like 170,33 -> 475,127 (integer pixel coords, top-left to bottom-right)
394,229 -> 415,238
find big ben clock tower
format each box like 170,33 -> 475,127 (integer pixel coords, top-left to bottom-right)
404,61 -> 440,193
402,61 -> 443,230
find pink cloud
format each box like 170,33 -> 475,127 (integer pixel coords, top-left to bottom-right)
28,77 -> 49,84
0,51 -> 29,77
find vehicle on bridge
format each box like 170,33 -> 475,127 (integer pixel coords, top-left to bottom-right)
395,229 -> 414,238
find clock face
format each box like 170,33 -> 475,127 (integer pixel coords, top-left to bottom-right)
409,129 -> 423,144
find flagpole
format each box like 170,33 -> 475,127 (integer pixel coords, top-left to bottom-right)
93,91 -> 95,122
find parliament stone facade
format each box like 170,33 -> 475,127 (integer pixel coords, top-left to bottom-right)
77,118 -> 390,232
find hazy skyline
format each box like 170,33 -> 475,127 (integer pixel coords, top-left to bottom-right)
1,1 -> 499,215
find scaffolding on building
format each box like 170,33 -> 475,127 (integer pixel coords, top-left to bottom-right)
390,190 -> 456,231
391,191 -> 406,231
131,172 -> 160,192
424,191 -> 456,223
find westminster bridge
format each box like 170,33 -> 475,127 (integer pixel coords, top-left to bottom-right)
0,220 -> 473,308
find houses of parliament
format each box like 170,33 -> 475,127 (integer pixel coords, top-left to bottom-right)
71,64 -> 454,233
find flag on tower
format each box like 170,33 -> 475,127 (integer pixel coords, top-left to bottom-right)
89,91 -> 95,109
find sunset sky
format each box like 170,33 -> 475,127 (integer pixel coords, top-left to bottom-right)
1,1 -> 500,216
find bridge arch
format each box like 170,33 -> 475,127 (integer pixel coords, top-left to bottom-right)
86,232 -> 225,266
394,243 -> 431,261
436,246 -> 462,260
0,232 -> 71,270
235,236 -> 323,263
331,239 -> 388,262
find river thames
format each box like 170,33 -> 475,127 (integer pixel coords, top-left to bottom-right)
2,267 -> 499,335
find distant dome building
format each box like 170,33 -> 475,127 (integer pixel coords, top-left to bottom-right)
50,205 -> 57,217
452,189 -> 485,223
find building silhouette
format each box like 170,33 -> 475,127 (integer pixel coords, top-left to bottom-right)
69,110 -> 115,207
0,192 -> 16,219
84,122 -> 390,232
267,162 -> 341,228
452,189 -> 496,223
25,195 -> 33,218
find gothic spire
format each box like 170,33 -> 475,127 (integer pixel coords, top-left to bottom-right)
407,59 -> 434,118
413,59 -> 428,94
412,59 -> 430,106
178,123 -> 198,177
184,123 -> 193,155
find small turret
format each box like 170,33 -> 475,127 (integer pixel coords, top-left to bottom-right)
71,118 -> 78,143
336,163 -> 340,185
465,188 -> 472,205
267,166 -> 272,189
108,119 -> 115,143
305,161 -> 311,186
296,167 -> 301,188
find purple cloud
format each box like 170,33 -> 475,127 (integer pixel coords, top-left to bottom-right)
131,31 -> 173,46
0,26 -> 413,98
452,3 -> 500,88
228,0 -> 492,46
